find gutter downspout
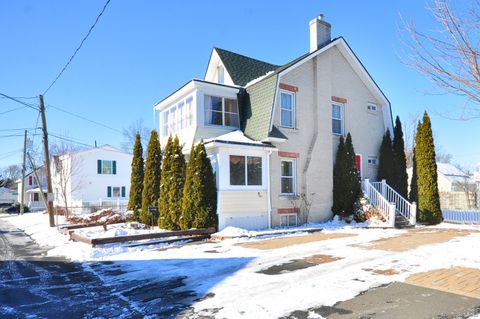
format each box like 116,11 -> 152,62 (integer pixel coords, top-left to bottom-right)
267,150 -> 272,229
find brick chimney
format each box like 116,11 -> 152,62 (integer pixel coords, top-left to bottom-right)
309,14 -> 331,53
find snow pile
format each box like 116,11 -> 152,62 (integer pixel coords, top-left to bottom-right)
75,223 -> 164,239
67,209 -> 134,225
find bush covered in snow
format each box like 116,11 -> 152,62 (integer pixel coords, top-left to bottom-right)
353,197 -> 385,223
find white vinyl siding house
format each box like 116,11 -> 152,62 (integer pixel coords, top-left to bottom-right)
52,145 -> 132,214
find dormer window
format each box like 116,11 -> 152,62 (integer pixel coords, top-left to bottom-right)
217,66 -> 225,84
205,95 -> 239,127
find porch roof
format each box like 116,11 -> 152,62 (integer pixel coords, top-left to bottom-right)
204,130 -> 276,150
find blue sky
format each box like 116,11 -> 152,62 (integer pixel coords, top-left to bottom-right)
0,0 -> 479,171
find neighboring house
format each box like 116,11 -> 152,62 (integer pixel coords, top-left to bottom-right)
16,167 -> 47,211
154,15 -> 394,230
475,162 -> 480,187
51,145 -> 132,214
436,163 -> 476,192
0,186 -> 17,204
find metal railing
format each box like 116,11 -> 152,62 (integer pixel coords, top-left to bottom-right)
363,179 -> 396,227
370,180 -> 416,225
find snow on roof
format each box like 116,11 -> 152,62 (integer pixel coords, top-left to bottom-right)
437,163 -> 474,184
205,130 -> 265,145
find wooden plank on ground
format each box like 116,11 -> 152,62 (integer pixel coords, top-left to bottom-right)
70,232 -> 93,245
58,222 -> 124,231
125,234 -> 209,248
90,227 -> 216,246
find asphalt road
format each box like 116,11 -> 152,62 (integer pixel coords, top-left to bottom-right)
0,216 -> 195,319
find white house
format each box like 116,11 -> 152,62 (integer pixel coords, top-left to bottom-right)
0,187 -> 17,204
475,162 -> 480,187
154,15 -> 405,230
16,167 -> 47,211
51,145 -> 132,214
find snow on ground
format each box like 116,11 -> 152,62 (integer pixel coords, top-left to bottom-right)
3,211 -> 480,318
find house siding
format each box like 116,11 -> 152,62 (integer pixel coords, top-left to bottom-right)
269,46 -> 387,226
218,191 -> 269,230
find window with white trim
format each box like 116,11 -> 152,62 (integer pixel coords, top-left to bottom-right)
280,214 -> 297,227
367,103 -> 377,112
229,155 -> 262,186
368,156 -> 378,166
205,95 -> 239,127
281,160 -> 296,195
332,104 -> 343,135
280,91 -> 295,128
217,65 -> 225,84
160,95 -> 194,137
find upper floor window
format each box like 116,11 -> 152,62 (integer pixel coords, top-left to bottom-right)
161,95 -> 194,137
229,155 -> 262,186
28,176 -> 33,186
98,160 -> 116,175
332,104 -> 343,135
280,91 -> 295,128
217,66 -> 225,84
367,103 -> 377,112
205,95 -> 239,127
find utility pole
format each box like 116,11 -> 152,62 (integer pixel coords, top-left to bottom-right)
20,130 -> 27,215
39,95 -> 55,227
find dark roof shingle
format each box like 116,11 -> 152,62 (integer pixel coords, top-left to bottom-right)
215,48 -> 279,87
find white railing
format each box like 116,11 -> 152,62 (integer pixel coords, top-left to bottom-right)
363,179 -> 396,227
370,180 -> 416,225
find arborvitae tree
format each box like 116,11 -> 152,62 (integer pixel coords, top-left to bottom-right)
158,136 -> 173,228
409,145 -> 419,204
415,112 -> 442,224
179,144 -> 197,230
343,133 -> 362,215
192,142 -> 217,229
140,130 -> 161,225
128,133 -> 144,220
392,116 -> 409,198
332,136 -> 346,217
332,133 -> 361,219
158,136 -> 186,230
377,129 -> 394,184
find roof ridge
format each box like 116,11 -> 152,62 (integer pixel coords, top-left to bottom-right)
214,47 -> 279,67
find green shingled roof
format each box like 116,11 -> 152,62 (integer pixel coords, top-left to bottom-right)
242,74 -> 278,141
215,48 -> 279,87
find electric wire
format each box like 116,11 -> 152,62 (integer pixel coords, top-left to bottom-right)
43,0 -> 112,95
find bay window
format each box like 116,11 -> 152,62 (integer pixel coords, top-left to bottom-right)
230,155 -> 262,186
205,95 -> 239,127
160,95 -> 194,137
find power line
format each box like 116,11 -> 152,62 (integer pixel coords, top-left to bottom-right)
43,0 -> 112,95
47,104 -> 123,134
0,92 -> 38,110
0,96 -> 37,100
49,133 -> 94,148
0,106 -> 27,115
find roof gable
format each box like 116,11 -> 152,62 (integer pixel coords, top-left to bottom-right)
212,48 -> 279,87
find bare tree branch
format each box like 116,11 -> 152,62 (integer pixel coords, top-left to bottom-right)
404,0 -> 480,119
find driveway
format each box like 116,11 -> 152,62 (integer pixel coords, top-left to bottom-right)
0,217 -> 195,318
